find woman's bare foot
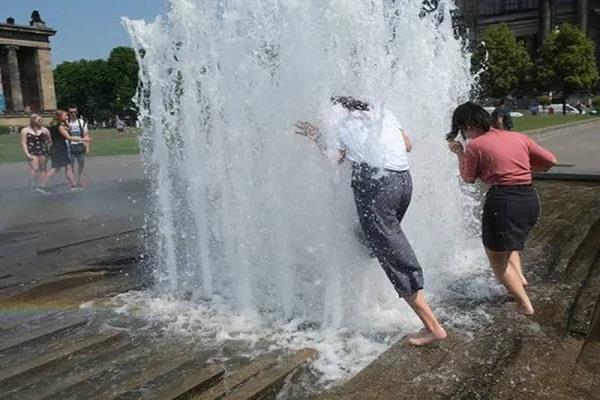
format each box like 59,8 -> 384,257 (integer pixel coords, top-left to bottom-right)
516,302 -> 534,316
520,276 -> 529,287
405,327 -> 447,346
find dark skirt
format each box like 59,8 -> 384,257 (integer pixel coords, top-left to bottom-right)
50,142 -> 71,169
482,185 -> 540,251
351,163 -> 424,298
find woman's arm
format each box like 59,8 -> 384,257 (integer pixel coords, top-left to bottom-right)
58,125 -> 91,142
20,128 -> 33,160
401,130 -> 412,152
448,141 -> 477,183
295,121 -> 346,164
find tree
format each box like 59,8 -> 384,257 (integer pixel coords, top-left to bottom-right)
53,46 -> 139,125
54,59 -> 113,124
538,23 -> 599,114
107,47 -> 139,122
472,23 -> 533,98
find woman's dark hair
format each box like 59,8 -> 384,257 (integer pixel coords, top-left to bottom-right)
331,96 -> 370,112
446,101 -> 492,141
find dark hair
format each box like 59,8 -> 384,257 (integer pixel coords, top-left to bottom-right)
446,101 -> 492,141
331,96 -> 370,112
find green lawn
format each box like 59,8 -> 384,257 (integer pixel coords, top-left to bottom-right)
0,128 -> 140,163
513,114 -> 598,132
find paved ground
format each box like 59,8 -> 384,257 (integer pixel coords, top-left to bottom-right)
531,119 -> 600,174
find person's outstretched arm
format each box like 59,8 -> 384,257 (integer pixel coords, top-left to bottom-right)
295,121 -> 345,164
58,125 -> 91,142
525,136 -> 556,171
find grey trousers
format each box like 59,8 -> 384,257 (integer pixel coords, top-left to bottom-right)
351,163 -> 424,298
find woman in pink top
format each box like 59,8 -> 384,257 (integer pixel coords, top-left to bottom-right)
447,102 -> 556,316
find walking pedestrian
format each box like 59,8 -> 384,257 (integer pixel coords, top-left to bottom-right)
447,102 -> 556,316
296,96 -> 447,346
40,110 -> 90,191
67,106 -> 90,189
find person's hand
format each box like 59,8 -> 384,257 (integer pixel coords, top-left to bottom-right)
27,155 -> 34,161
82,137 -> 92,143
448,140 -> 464,155
294,121 -> 320,140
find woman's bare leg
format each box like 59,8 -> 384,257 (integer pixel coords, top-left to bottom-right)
64,165 -> 77,187
40,167 -> 56,188
404,290 -> 447,346
509,251 -> 528,287
485,248 -> 534,315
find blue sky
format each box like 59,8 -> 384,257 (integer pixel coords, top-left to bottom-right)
2,0 -> 168,65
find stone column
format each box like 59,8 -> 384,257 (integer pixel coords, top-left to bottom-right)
540,0 -> 552,43
6,46 -> 24,112
35,48 -> 57,111
0,62 -> 5,113
578,0 -> 589,33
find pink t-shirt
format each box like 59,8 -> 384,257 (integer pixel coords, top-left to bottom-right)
461,128 -> 556,186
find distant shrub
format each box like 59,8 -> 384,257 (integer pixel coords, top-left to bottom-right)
592,95 -> 600,109
537,95 -> 551,107
0,126 -> 11,135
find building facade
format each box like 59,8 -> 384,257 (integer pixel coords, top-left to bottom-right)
0,12 -> 57,126
454,0 -> 600,60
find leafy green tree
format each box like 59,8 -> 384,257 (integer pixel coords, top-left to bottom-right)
54,46 -> 139,125
107,47 -> 139,121
54,59 -> 112,124
538,23 -> 599,114
472,23 -> 533,98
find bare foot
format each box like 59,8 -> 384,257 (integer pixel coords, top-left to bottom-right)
521,277 -> 529,287
517,303 -> 534,316
405,327 -> 447,346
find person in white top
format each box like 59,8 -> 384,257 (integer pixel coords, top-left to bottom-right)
295,96 -> 447,346
67,106 -> 90,189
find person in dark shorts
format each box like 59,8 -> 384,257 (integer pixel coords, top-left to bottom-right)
295,96 -> 447,346
447,102 -> 556,316
20,114 -> 51,194
40,110 -> 90,190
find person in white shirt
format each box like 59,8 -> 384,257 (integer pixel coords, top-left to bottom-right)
67,106 -> 90,189
295,96 -> 447,346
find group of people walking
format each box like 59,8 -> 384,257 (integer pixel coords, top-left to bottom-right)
296,98 -> 556,346
20,107 -> 90,194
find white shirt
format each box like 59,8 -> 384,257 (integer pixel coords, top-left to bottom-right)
68,118 -> 88,138
329,104 -> 410,171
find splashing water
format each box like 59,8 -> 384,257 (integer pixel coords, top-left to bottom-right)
123,0 -> 485,384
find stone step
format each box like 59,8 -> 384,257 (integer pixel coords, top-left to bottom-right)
0,316 -> 88,353
1,337 -> 135,399
90,350 -> 197,400
0,331 -> 124,386
38,343 -> 197,400
7,340 -> 150,400
192,355 -> 279,400
125,364 -> 224,400
218,348 -> 318,400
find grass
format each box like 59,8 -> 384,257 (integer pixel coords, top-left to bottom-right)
513,114 -> 598,132
0,128 -> 140,163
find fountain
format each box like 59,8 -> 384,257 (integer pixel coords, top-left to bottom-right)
123,0 -> 480,384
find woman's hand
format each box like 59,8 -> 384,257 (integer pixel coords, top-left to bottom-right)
294,121 -> 321,141
448,140 -> 464,155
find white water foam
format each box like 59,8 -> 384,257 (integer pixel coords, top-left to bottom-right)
122,0 -> 493,385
